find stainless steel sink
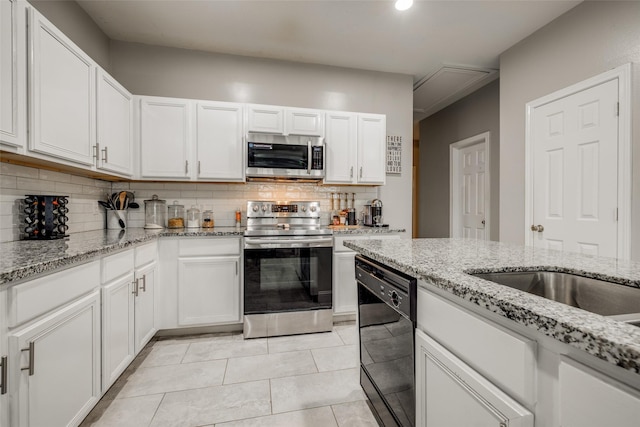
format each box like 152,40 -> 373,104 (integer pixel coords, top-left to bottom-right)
470,271 -> 640,318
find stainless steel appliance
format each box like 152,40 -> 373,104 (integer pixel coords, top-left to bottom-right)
363,199 -> 384,227
243,201 -> 333,338
246,133 -> 325,181
356,255 -> 417,426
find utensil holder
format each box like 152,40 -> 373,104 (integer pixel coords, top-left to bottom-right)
22,195 -> 69,240
107,210 -> 127,229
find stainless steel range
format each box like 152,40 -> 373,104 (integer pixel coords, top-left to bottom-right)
243,201 -> 333,338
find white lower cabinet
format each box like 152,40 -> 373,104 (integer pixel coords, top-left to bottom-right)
415,328 -> 533,427
559,357 -> 640,427
134,261 -> 157,353
177,256 -> 241,326
0,289 -> 8,427
9,291 -> 101,427
332,251 -> 358,314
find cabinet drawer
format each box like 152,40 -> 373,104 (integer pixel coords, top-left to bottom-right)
179,238 -> 240,256
102,249 -> 134,283
8,260 -> 100,327
135,241 -> 157,268
417,287 -> 537,406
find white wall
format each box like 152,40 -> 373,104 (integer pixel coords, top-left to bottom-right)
110,41 -> 414,235
499,1 -> 640,260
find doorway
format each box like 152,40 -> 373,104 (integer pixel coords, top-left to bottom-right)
450,132 -> 491,240
525,64 -> 631,259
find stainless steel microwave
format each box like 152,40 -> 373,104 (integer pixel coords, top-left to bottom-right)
246,133 -> 325,181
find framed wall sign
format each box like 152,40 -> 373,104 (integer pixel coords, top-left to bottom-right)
386,135 -> 402,175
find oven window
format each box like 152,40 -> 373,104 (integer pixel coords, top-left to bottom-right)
244,247 -> 332,314
358,283 -> 415,426
248,143 -> 308,170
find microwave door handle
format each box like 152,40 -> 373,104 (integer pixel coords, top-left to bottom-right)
307,140 -> 312,175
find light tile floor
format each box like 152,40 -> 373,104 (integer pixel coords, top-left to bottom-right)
81,323 -> 379,427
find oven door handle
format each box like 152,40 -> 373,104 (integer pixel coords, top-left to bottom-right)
245,237 -> 333,248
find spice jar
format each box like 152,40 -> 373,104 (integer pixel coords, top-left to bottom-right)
202,210 -> 214,228
167,201 -> 185,228
186,205 -> 201,228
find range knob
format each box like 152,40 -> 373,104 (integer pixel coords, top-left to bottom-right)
301,206 -> 307,212
261,205 -> 269,212
390,290 -> 400,308
252,205 -> 259,212
310,206 -> 317,213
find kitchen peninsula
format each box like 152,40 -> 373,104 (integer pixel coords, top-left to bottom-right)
345,237 -> 640,426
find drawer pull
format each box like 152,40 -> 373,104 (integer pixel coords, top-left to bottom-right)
132,279 -> 139,297
139,275 -> 147,292
1,356 -> 7,394
21,342 -> 35,376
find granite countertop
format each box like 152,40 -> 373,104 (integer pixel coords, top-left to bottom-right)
328,225 -> 406,235
0,227 -> 245,286
343,237 -> 640,375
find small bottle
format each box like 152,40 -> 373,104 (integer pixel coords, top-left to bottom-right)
235,209 -> 242,228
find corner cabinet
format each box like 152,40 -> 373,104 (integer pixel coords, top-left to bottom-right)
28,7 -> 96,166
138,96 -> 192,179
416,329 -> 534,427
195,101 -> 245,181
96,69 -> 133,176
1,0 -> 27,150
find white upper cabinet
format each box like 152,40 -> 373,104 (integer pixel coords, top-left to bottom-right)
196,101 -> 244,181
1,0 -> 27,150
325,111 -> 358,184
28,7 -> 96,166
96,69 -> 133,176
285,108 -> 324,136
247,104 -> 284,134
357,113 -> 386,185
139,96 -> 192,179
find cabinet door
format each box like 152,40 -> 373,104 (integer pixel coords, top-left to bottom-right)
1,0 -> 26,149
134,263 -> 156,354
285,108 -> 324,136
333,251 -> 357,315
415,329 -> 533,427
96,69 -> 133,176
139,97 -> 191,179
177,256 -> 241,326
559,357 -> 640,427
0,289 -> 8,427
196,101 -> 244,181
9,291 -> 101,427
29,8 -> 96,166
324,112 -> 357,184
102,274 -> 135,392
357,114 -> 386,184
247,104 -> 284,134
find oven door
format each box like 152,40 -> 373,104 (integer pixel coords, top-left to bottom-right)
358,282 -> 415,426
244,236 -> 333,315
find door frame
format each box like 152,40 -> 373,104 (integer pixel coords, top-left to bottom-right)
450,131 -> 491,239
524,63 -> 632,259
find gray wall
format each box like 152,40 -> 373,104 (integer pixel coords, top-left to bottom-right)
30,0 -> 111,71
110,41 -> 414,235
499,1 -> 640,259
418,79 -> 500,240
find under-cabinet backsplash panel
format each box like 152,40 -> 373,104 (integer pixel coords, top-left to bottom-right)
117,182 -> 378,228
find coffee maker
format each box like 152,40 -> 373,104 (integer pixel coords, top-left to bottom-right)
363,199 -> 384,227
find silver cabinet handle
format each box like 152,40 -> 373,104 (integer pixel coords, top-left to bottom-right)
185,160 -> 189,174
101,146 -> 108,163
198,161 -> 201,175
21,342 -> 34,376
350,166 -> 353,178
530,224 -> 544,232
235,261 -> 238,276
132,279 -> 139,297
1,355 -> 7,394
93,143 -> 100,163
139,274 -> 147,292
359,167 -> 363,178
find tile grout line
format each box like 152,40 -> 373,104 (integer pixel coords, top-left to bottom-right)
147,393 -> 167,427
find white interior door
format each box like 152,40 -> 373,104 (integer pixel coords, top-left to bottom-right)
530,79 -> 618,257
451,133 -> 490,240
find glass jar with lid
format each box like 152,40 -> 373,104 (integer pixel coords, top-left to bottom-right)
167,201 -> 185,228
144,195 -> 166,229
186,205 -> 201,228
202,210 -> 214,228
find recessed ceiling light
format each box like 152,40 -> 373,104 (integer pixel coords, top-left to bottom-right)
395,0 -> 414,11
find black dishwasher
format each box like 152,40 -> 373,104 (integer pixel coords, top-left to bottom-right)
356,255 -> 417,427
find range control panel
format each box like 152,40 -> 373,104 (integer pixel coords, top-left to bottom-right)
246,201 -> 321,218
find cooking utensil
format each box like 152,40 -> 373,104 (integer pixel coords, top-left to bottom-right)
128,202 -> 140,209
118,192 -> 126,210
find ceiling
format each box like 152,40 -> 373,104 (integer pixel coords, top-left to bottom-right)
76,0 -> 581,120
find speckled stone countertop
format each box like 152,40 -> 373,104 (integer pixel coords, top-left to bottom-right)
328,226 -> 405,235
343,238 -> 640,375
0,227 -> 245,286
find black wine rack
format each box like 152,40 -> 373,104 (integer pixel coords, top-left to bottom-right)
23,195 -> 69,240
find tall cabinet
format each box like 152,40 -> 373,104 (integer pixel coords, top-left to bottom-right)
28,7 -> 96,166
